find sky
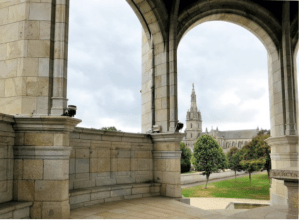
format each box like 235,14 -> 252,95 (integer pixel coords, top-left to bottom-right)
67,0 -> 296,133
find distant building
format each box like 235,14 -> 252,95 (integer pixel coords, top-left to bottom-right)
182,84 -> 259,153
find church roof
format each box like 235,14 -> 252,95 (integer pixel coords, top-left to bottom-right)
215,129 -> 258,139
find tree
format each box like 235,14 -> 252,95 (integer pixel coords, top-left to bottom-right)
193,134 -> 227,189
100,126 -> 121,131
239,134 -> 270,185
257,128 -> 270,135
227,147 -> 243,181
257,134 -> 271,178
180,142 -> 192,173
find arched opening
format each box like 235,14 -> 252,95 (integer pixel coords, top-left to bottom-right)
178,21 -> 269,133
68,1 -> 142,132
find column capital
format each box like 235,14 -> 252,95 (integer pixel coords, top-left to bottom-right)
265,135 -> 299,146
13,116 -> 81,133
150,132 -> 185,143
153,151 -> 181,159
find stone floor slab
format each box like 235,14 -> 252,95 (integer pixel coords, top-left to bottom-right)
70,196 -> 290,219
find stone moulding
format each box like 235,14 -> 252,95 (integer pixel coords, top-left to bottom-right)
74,127 -> 151,138
152,151 -> 181,159
13,116 -> 82,132
150,132 -> 186,142
271,153 -> 299,161
270,168 -> 299,181
0,113 -> 15,124
13,146 -> 72,160
265,135 -> 299,146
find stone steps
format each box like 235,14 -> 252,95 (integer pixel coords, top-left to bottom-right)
0,201 -> 33,219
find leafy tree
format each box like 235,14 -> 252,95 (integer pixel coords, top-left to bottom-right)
193,134 -> 227,189
239,134 -> 271,185
257,128 -> 270,135
257,134 -> 271,178
227,147 -> 243,181
180,142 -> 192,173
100,126 -> 121,131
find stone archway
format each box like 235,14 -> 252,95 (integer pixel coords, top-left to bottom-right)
127,0 -> 298,210
0,0 -> 298,218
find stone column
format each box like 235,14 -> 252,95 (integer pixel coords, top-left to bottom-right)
51,0 -> 70,115
270,168 -> 299,219
13,116 -> 81,219
0,1 -> 55,115
266,136 -> 299,208
151,133 -> 184,198
284,181 -> 299,219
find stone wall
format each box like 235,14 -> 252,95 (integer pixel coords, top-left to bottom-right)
69,127 -> 154,191
0,114 -> 14,203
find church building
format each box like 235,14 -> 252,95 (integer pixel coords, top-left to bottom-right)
182,84 -> 259,153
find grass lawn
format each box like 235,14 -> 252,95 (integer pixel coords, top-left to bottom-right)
182,173 -> 270,200
182,171 -> 198,174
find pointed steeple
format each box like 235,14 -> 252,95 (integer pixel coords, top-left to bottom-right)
190,83 -> 197,112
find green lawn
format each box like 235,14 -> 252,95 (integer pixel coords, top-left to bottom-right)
182,173 -> 270,200
182,171 -> 198,174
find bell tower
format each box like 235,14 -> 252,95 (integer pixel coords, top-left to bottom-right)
184,84 -> 202,151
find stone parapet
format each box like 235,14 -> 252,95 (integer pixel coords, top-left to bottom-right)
69,127 -> 154,192
12,116 -> 81,219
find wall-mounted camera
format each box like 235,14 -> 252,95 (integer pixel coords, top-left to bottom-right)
175,122 -> 184,132
62,105 -> 77,117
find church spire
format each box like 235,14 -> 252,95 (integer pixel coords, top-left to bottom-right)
190,83 -> 197,112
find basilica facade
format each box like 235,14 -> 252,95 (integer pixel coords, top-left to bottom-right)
182,85 -> 259,154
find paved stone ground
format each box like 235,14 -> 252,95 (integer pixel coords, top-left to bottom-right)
190,197 -> 270,210
70,196 -> 289,219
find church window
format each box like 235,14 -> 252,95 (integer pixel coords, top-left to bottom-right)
198,124 -> 199,128
191,123 -> 192,128
191,133 -> 192,138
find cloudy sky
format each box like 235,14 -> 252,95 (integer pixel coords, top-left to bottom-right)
67,0 -> 296,133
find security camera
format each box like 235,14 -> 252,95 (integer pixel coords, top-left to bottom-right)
62,105 -> 77,117
175,122 -> 184,132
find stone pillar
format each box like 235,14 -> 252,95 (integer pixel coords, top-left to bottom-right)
266,136 -> 299,208
13,116 -> 81,219
151,133 -> 184,198
281,1 -> 297,136
284,181 -> 299,219
270,168 -> 299,219
50,0 -> 70,115
0,1 -> 55,115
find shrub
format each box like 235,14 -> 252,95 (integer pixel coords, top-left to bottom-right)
180,142 -> 192,173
